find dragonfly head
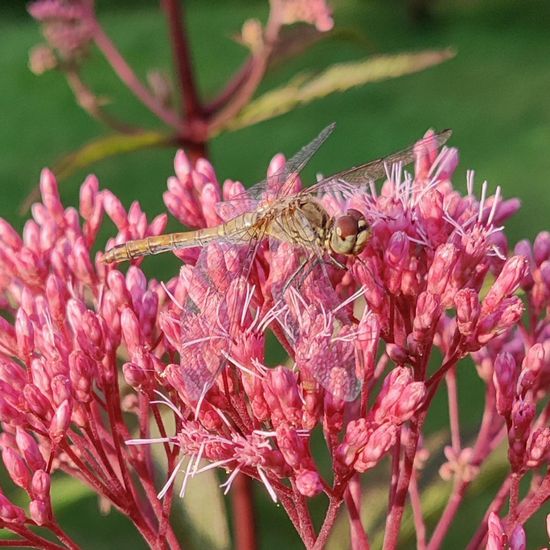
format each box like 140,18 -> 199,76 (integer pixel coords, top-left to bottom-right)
329,209 -> 370,256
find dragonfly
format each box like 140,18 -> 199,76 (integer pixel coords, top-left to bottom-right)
103,124 -> 452,266
104,124 -> 452,402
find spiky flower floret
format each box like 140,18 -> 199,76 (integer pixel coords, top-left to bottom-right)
1,132 -> 549,549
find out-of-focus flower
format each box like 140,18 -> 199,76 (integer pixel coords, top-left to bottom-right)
269,0 -> 334,32
28,0 -> 95,62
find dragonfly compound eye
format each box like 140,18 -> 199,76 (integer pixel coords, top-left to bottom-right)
331,210 -> 370,256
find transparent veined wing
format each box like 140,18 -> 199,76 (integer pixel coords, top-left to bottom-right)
302,128 -> 452,198
216,123 -> 336,220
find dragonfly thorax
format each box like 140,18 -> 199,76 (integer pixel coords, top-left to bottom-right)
328,209 -> 370,256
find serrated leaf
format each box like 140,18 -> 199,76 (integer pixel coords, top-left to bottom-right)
218,49 -> 455,134
20,130 -> 172,212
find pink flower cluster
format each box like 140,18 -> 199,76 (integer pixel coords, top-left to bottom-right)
1,132 -> 550,549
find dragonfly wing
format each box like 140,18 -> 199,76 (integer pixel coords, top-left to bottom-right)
215,123 -> 336,220
176,219 -> 269,402
304,128 -> 452,195
266,210 -> 362,401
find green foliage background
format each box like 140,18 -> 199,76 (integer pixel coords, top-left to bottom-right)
1,0 -> 550,547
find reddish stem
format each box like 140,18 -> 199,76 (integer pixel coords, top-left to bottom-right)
48,522 -> 81,550
409,472 -> 426,550
511,472 -> 550,528
383,417 -> 423,550
3,526 -> 65,550
91,20 -> 183,130
446,367 -> 461,453
232,475 -> 258,550
466,475 -> 512,550
345,482 -> 370,550
312,497 -> 343,550
291,483 -> 316,547
161,0 -> 203,122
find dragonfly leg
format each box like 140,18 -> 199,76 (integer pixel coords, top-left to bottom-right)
282,257 -> 320,296
327,255 -> 347,271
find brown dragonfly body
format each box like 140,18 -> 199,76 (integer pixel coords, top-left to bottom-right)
103,126 -> 451,265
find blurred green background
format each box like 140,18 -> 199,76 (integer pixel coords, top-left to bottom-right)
1,0 -> 550,548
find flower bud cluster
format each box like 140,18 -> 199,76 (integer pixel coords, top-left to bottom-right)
1,131 -> 550,548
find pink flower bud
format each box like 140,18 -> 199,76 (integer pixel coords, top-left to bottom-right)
45,274 -> 69,322
386,343 -> 408,365
487,512 -> 506,550
522,343 -> 546,374
122,362 -> 150,390
76,310 -> 104,360
335,419 -> 370,471
0,395 -> 25,425
102,190 -> 127,230
49,399 -> 72,444
509,524 -> 526,550
0,218 -> 23,249
107,270 -> 132,306
413,291 -> 441,342
427,243 -> 459,296
15,429 -> 46,472
139,290 -> 158,340
0,359 -> 26,391
483,256 -> 529,312
29,499 -> 51,526
31,470 -> 51,500
508,400 -> 535,471
534,231 -> 550,265
477,297 -> 524,344
174,149 -> 191,179
295,469 -> 323,497
265,367 -> 302,427
2,448 -> 31,490
23,384 -> 52,420
393,383 -> 426,423
385,231 -> 409,268
70,237 -> 95,284
39,169 -> 64,221
50,375 -> 72,407
276,424 -> 309,470
384,232 -> 409,293
525,428 -> 550,468
493,352 -> 517,417
355,423 -> 397,472
0,494 -> 25,524
126,266 -> 147,302
79,174 -> 99,219
121,307 -> 142,355
0,315 -> 17,355
69,351 -> 94,403
15,308 -> 34,358
455,288 -> 481,336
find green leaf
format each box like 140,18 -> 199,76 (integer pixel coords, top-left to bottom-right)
218,49 -> 456,133
20,130 -> 172,213
54,131 -> 173,180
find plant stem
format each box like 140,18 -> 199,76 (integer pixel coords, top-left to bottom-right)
465,475 -> 512,550
91,21 -> 183,131
312,497 -> 343,550
161,0 -> 203,122
512,472 -> 550,527
383,416 -> 422,550
446,367 -> 461,453
232,474 -> 258,550
409,472 -> 426,550
345,481 -> 370,550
